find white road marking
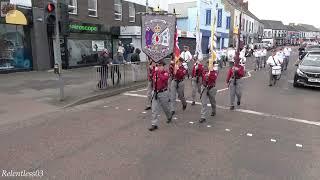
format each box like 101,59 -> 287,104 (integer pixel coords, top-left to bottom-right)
128,109 -> 132,111
207,125 -> 212,128
225,129 -> 231,132
189,121 -> 194,124
270,139 -> 277,143
103,106 -> 109,108
123,93 -> 320,127
129,88 -> 147,93
173,117 -> 178,120
115,107 -> 119,110
217,88 -> 229,92
142,111 -> 147,114
296,144 -> 303,148
246,133 -> 253,137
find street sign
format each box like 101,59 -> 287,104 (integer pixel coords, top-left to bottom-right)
141,14 -> 176,62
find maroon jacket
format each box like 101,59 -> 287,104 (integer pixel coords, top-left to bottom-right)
153,69 -> 170,91
226,64 -> 245,83
192,63 -> 204,78
202,69 -> 218,88
173,65 -> 187,80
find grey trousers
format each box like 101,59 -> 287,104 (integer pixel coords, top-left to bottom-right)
152,90 -> 171,125
191,77 -> 201,102
170,80 -> 187,112
255,57 -> 261,70
168,77 -> 172,94
229,79 -> 242,106
200,86 -> 217,119
146,81 -> 152,108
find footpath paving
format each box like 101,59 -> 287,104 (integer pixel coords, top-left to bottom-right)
0,64 -> 147,126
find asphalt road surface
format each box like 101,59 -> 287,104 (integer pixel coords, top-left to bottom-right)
0,47 -> 319,180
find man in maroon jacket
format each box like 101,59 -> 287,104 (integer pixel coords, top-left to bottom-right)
191,57 -> 204,105
170,57 -> 188,116
200,60 -> 218,123
149,60 -> 172,131
226,60 -> 245,110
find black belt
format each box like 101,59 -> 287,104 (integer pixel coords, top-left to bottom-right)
174,79 -> 183,82
232,77 -> 241,79
156,89 -> 167,93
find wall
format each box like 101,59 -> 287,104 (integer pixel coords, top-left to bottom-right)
177,18 -> 189,31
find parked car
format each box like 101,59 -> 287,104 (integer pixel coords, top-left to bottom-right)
293,55 -> 320,88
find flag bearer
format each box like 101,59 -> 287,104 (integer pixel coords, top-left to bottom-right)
226,58 -> 245,110
170,57 -> 188,116
149,60 -> 172,131
191,57 -> 204,105
199,60 -> 218,123
145,58 -> 155,110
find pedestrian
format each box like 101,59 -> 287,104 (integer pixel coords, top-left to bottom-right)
267,50 -> 283,86
126,43 -> 135,62
170,57 -> 188,116
117,41 -> 125,64
283,47 -> 291,70
276,48 -> 285,71
97,48 -> 111,89
180,46 -> 193,79
226,58 -> 245,110
130,48 -> 141,82
111,51 -> 122,85
262,48 -> 267,68
199,60 -> 218,123
149,60 -> 173,131
145,58 -> 155,110
191,56 -> 204,105
222,48 -> 227,66
217,49 -> 223,69
253,48 -> 260,71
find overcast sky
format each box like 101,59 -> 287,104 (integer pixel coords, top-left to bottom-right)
134,0 -> 320,28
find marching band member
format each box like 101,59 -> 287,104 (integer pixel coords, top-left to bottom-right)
149,60 -> 172,131
226,58 -> 245,110
170,57 -> 188,116
199,60 -> 218,123
191,56 -> 204,105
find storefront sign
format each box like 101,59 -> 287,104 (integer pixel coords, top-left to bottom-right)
120,26 -> 141,36
10,0 -> 32,7
69,24 -> 98,33
92,40 -> 105,51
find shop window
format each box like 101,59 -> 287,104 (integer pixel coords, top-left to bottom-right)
114,0 -> 122,21
0,24 -> 32,71
88,0 -> 97,17
68,0 -> 77,14
67,39 -> 112,67
129,3 -> 135,22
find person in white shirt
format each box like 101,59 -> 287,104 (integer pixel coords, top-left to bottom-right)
283,47 -> 291,70
227,47 -> 235,63
267,50 -> 283,86
221,48 -> 227,66
181,46 -> 193,79
262,48 -> 267,68
216,49 -> 223,68
254,48 -> 261,71
276,48 -> 286,71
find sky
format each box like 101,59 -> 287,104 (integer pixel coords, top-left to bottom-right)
131,0 -> 320,28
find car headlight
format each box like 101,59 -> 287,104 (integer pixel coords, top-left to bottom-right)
296,69 -> 306,77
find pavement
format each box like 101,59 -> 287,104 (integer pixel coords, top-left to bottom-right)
0,48 -> 320,179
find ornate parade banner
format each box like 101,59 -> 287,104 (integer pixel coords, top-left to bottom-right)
141,14 -> 176,62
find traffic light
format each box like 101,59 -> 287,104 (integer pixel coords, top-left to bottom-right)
59,3 -> 75,36
45,2 -> 56,24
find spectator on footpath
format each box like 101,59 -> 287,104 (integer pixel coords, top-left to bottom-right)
117,41 -> 125,64
180,46 -> 193,79
97,48 -> 111,89
125,43 -> 135,62
130,48 -> 141,82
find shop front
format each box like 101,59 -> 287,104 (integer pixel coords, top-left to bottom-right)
62,22 -> 115,68
0,1 -> 33,73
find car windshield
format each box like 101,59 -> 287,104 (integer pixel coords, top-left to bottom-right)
301,56 -> 320,67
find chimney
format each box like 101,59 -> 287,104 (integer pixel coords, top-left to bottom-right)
243,2 -> 248,10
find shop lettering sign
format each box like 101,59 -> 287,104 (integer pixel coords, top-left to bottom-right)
69,24 -> 98,32
1,2 -> 16,17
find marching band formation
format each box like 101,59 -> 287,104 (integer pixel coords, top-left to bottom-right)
145,45 -> 292,131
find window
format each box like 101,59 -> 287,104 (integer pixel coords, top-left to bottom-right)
114,0 -> 122,20
128,3 -> 135,22
235,16 -> 238,26
88,0 -> 97,17
68,0 -> 77,14
226,16 -> 231,29
205,10 -> 211,25
217,9 -> 222,27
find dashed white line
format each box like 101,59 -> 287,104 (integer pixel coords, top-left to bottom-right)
128,109 -> 132,111
173,117 -> 178,120
225,129 -> 231,132
189,121 -> 194,124
270,139 -> 277,143
103,106 -> 109,108
246,133 -> 253,137
142,111 -> 147,114
207,125 -> 212,128
296,144 -> 303,148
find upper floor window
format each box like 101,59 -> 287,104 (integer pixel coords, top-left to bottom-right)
205,9 -> 211,25
114,0 -> 122,21
88,0 -> 97,17
129,3 -> 135,22
235,16 -> 238,27
68,0 -> 77,14
217,9 -> 222,27
226,16 -> 231,29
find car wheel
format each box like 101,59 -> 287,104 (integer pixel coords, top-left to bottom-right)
293,79 -> 299,87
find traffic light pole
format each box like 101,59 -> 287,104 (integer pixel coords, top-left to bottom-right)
54,0 -> 64,101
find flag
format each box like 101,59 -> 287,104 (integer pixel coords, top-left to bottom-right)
209,1 -> 217,70
174,25 -> 180,63
195,11 -> 203,60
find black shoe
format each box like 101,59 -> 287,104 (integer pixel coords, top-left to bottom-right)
171,111 -> 175,116
148,125 -> 158,131
237,101 -> 241,106
230,106 -> 235,110
191,101 -> 196,106
166,116 -> 172,124
199,118 -> 206,123
145,107 -> 151,110
168,99 -> 171,102
269,84 -> 272,86
182,104 -> 187,111
211,112 -> 216,116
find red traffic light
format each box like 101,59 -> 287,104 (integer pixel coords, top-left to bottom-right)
47,3 -> 55,12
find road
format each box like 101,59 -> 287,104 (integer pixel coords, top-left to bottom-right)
0,47 -> 319,180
